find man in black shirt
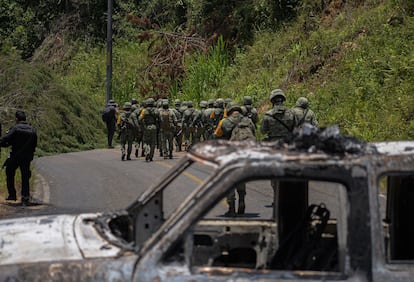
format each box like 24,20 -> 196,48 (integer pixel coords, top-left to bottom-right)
0,111 -> 37,205
102,100 -> 118,148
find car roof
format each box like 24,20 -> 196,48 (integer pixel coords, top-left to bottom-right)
372,141 -> 414,155
188,127 -> 414,167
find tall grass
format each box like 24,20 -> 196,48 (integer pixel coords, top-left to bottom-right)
177,36 -> 230,103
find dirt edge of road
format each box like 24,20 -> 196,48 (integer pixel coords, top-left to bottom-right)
0,172 -> 47,218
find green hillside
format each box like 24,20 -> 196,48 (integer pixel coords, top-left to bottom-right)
0,0 -> 413,157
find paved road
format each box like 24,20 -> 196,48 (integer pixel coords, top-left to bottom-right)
33,148 -> 188,215
30,147 -> 343,220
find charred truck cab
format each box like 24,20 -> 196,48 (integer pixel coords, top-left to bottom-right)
1,127 -> 414,281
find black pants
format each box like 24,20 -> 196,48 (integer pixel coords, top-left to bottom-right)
106,121 -> 116,147
6,158 -> 31,200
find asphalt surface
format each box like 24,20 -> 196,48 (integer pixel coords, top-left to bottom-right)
1,146 -> 347,220
31,147 -> 188,215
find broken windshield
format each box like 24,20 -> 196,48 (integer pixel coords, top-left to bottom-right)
127,157 -> 216,246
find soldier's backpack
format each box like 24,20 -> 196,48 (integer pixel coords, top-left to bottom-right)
101,107 -> 112,122
121,112 -> 135,130
160,109 -> 172,130
230,117 -> 256,141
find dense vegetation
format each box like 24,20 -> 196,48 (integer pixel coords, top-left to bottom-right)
0,0 -> 413,157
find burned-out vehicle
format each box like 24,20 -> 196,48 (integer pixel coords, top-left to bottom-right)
1,126 -> 414,281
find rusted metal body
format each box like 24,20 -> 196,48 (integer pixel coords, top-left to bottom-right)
1,129 -> 414,281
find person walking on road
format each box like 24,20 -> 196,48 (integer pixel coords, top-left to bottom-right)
241,95 -> 259,127
292,97 -> 318,128
261,89 -> 297,142
214,103 -> 256,217
101,99 -> 118,148
119,102 -> 136,161
158,100 -> 177,159
0,110 -> 37,205
139,98 -> 159,162
261,89 -> 297,208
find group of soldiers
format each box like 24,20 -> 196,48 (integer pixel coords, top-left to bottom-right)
102,88 -> 318,216
102,88 -> 318,163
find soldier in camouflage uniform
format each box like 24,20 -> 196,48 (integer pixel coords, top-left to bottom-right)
139,98 -> 159,162
156,99 -> 164,157
260,89 -> 297,142
172,99 -> 183,152
261,89 -> 298,209
119,102 -> 135,161
210,98 -> 225,133
215,103 -> 256,216
291,97 -> 318,128
130,99 -> 143,158
203,99 -> 215,140
191,101 -> 206,144
241,96 -> 259,127
181,101 -> 196,150
158,100 -> 177,159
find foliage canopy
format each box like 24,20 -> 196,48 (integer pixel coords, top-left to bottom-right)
0,0 -> 413,163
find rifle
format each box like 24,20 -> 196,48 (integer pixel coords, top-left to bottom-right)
175,129 -> 182,138
2,157 -> 9,169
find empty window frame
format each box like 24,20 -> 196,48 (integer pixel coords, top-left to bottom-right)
190,178 -> 348,274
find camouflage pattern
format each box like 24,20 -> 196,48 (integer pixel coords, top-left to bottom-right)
158,104 -> 177,159
261,89 -> 297,141
213,107 -> 253,216
130,105 -> 143,157
210,98 -> 225,130
191,107 -> 203,145
139,102 -> 159,162
292,97 -> 318,128
214,110 -> 255,141
181,102 -> 196,150
119,104 -> 135,160
172,104 -> 183,152
261,105 -> 297,141
241,105 -> 259,125
202,102 -> 215,140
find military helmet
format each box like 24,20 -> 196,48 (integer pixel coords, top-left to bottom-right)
187,101 -> 194,108
174,99 -> 181,106
162,99 -> 169,107
270,89 -> 286,103
296,97 -> 309,109
146,98 -> 155,107
131,98 -> 138,105
200,100 -> 207,108
225,98 -> 233,105
243,96 -> 253,106
156,99 -> 163,107
216,98 -> 224,108
227,102 -> 242,115
207,99 -> 214,106
182,101 -> 189,107
123,102 -> 132,110
107,99 -> 116,107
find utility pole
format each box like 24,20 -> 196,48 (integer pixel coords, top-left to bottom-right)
105,0 -> 113,104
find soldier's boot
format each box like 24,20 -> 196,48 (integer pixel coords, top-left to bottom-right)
127,154 -> 131,160
144,146 -> 150,162
224,201 -> 236,217
122,153 -> 126,161
169,151 -> 173,159
135,148 -> 139,158
238,197 -> 245,215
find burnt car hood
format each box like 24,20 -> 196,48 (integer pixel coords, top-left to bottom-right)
0,213 -> 122,266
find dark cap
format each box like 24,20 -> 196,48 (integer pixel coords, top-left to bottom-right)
15,111 -> 26,121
